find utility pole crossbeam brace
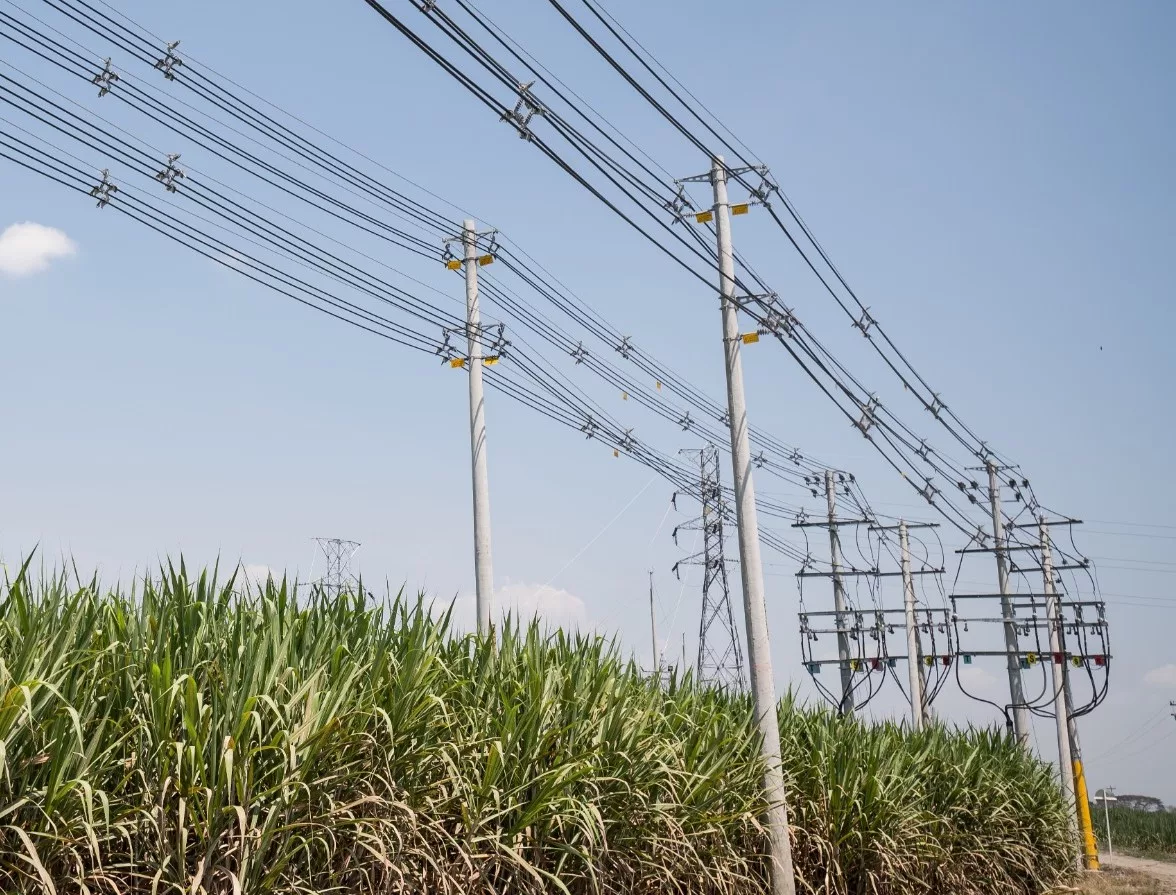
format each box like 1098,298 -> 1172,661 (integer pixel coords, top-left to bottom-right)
706,155 -> 797,895
461,218 -> 495,636
986,462 -> 1031,745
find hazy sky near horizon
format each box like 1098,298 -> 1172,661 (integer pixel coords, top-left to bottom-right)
2,0 -> 1175,800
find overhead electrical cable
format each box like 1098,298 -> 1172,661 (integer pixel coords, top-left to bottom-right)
9,0 -> 879,517
346,0 -> 1022,537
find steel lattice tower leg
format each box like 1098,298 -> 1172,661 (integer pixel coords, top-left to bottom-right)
677,445 -> 745,690
313,537 -> 360,598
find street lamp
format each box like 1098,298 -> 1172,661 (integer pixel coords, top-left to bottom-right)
1095,787 -> 1117,856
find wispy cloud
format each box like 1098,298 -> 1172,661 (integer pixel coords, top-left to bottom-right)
1143,664 -> 1176,688
238,563 -> 276,590
957,665 -> 999,693
0,222 -> 76,277
450,580 -> 589,632
495,581 -> 588,629
214,248 -> 250,273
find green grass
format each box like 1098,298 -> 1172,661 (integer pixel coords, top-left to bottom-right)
0,560 -> 1077,893
1095,807 -> 1176,861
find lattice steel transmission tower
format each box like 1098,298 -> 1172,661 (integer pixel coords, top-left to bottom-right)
672,445 -> 745,690
313,537 -> 360,597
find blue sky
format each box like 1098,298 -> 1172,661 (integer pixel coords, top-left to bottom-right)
2,0 -> 1175,801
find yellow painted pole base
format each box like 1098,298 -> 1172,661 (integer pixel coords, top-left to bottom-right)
1073,759 -> 1100,871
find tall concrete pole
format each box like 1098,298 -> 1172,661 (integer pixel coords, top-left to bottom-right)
649,570 -> 659,677
1062,606 -> 1100,869
899,521 -> 927,730
710,155 -> 796,895
825,470 -> 854,716
1040,517 -> 1079,865
462,218 -> 494,637
986,462 -> 1031,746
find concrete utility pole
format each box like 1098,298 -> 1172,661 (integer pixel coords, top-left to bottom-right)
899,521 -> 927,730
826,470 -> 854,716
1065,649 -> 1101,869
708,155 -> 796,895
1039,518 -> 1079,864
649,571 -> 659,677
462,218 -> 494,636
986,462 -> 1031,746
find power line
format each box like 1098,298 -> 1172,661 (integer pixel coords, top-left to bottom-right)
1086,518 -> 1176,531
544,0 -> 1011,467
7,0 -> 869,524
351,4 -> 1121,744
0,92 -> 822,564
353,0 -> 1036,539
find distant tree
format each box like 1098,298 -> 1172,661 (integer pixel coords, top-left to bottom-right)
1116,794 -> 1166,813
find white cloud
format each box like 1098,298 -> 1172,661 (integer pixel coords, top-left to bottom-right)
957,665 -> 999,692
239,563 -> 276,589
496,581 -> 588,629
1144,664 -> 1176,688
450,580 -> 589,632
0,222 -> 76,277
810,643 -> 843,663
214,248 -> 249,272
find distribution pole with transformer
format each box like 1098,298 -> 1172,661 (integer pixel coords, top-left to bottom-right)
949,510 -> 1107,870
1039,517 -> 1080,865
845,519 -> 946,728
1064,629 -> 1100,870
985,463 -> 1032,746
900,520 -> 930,729
825,470 -> 855,715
